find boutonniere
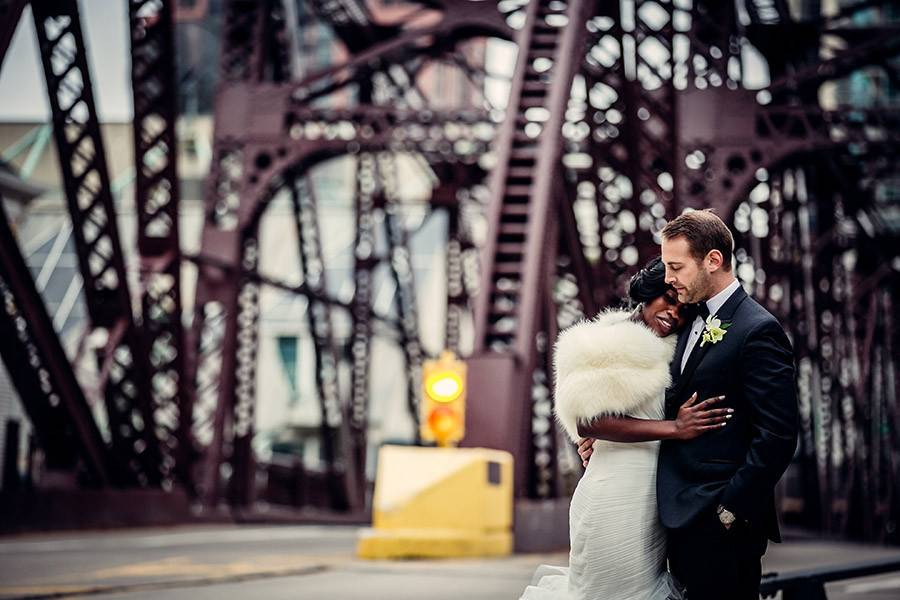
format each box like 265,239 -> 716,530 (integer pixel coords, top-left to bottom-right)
700,314 -> 731,347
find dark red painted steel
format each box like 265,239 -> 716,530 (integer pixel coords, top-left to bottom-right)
575,0 -> 681,306
0,199 -> 112,486
190,0 -> 505,509
31,0 -> 163,486
729,153 -> 899,541
307,0 -> 397,53
1,0 -> 896,543
129,0 -> 191,489
466,0 -> 595,497
379,153 -> 425,437
347,153 -> 377,510
290,175 -> 358,510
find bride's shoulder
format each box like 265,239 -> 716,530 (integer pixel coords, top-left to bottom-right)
555,308 -> 671,367
553,308 -> 677,442
558,308 -> 635,339
591,307 -> 634,325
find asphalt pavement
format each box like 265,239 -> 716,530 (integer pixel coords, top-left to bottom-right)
0,525 -> 898,599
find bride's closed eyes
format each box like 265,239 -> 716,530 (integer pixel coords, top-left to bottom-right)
664,290 -> 690,331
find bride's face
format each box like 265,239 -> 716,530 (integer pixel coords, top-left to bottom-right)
641,288 -> 689,337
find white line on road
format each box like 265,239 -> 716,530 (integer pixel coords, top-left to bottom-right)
0,526 -> 360,554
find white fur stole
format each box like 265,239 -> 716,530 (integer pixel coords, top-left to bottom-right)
553,309 -> 677,442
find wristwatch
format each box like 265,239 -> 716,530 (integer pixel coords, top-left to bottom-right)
717,504 -> 736,528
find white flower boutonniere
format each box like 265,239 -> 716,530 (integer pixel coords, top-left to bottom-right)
700,314 -> 731,347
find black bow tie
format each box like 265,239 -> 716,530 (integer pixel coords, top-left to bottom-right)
696,302 -> 710,320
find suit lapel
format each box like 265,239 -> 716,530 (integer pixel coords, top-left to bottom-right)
669,325 -> 691,386
671,285 -> 749,399
675,333 -> 714,394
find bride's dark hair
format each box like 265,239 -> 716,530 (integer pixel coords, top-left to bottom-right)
626,256 -> 669,307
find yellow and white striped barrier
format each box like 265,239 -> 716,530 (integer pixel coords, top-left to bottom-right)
357,445 -> 514,559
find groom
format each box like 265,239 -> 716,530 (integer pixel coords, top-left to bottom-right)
580,210 -> 799,600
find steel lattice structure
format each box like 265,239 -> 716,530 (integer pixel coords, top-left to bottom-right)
0,0 -> 897,544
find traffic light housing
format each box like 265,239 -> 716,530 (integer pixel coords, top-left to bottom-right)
420,350 -> 466,447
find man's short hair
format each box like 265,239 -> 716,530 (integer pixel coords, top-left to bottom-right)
660,209 -> 734,271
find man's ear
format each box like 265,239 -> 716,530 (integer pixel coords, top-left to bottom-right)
706,249 -> 724,272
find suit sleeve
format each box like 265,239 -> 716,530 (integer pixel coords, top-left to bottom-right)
720,319 -> 799,526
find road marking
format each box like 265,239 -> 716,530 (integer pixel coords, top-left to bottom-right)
0,526 -> 359,554
0,564 -> 331,599
843,576 -> 900,594
89,554 -> 332,579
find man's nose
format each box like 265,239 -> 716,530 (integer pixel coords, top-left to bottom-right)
665,270 -> 675,284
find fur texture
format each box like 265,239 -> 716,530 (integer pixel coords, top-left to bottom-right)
553,309 -> 677,442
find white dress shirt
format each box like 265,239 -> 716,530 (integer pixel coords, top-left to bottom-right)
680,278 -> 741,373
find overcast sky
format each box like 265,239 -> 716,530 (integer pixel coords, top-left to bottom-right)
0,1 -> 131,122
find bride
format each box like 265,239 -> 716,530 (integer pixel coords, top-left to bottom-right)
520,257 -> 732,600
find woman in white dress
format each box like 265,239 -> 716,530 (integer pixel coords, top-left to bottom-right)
520,257 -> 732,600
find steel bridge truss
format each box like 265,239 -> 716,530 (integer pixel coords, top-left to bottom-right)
0,0 -> 896,542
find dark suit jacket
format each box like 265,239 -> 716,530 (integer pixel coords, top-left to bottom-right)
657,286 -> 799,542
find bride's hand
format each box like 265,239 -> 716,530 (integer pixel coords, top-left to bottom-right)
577,437 -> 594,467
674,392 -> 732,440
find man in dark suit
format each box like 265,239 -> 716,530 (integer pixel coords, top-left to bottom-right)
658,209 -> 799,600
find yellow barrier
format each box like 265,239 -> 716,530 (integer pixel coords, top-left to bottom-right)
357,445 -> 514,559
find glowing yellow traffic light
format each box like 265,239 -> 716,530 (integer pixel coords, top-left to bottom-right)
425,370 -> 463,403
421,351 -> 466,447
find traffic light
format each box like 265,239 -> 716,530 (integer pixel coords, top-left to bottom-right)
420,350 -> 466,447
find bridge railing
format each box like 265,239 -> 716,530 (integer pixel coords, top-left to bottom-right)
760,556 -> 900,599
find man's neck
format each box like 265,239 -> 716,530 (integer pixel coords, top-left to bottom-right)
705,274 -> 737,302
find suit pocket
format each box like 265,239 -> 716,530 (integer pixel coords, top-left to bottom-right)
702,458 -> 739,465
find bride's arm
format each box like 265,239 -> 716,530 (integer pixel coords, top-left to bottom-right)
578,415 -> 681,442
577,393 -> 731,442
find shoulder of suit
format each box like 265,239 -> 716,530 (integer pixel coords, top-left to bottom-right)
735,293 -> 779,324
734,295 -> 791,343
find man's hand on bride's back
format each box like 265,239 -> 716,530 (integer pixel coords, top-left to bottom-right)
675,392 -> 732,440
577,437 -> 594,467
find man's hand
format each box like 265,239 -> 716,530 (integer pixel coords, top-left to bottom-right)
577,437 -> 594,467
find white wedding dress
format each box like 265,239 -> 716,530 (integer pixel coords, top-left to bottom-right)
520,396 -> 683,600
520,310 -> 684,600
